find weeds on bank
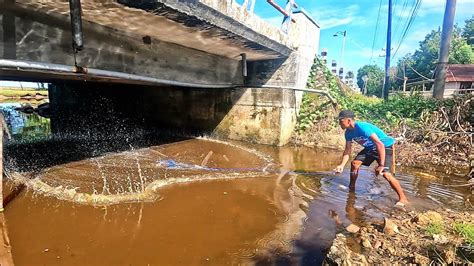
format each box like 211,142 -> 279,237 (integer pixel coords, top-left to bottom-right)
296,57 -> 472,168
425,222 -> 445,236
298,58 -> 439,133
454,222 -> 474,245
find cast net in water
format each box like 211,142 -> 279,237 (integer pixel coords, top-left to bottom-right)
6,138 -> 274,206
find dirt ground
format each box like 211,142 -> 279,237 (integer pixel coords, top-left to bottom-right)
324,210 -> 473,265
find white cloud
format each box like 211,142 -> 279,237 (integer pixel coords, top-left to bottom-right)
319,17 -> 355,29
391,26 -> 435,59
418,0 -> 473,17
308,4 -> 369,29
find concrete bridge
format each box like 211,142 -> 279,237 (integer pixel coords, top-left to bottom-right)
0,0 -> 320,145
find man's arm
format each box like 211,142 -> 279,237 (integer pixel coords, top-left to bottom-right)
334,141 -> 352,173
369,134 -> 386,175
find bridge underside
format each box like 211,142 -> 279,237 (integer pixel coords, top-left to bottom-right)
0,0 -> 320,145
0,0 -> 293,85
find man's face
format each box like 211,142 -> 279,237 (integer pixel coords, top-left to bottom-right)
339,118 -> 351,129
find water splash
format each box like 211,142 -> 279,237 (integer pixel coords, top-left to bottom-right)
6,138 -> 275,206
7,170 -> 272,206
94,158 -> 111,195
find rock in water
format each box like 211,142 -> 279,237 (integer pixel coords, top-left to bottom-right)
346,224 -> 360,233
383,218 -> 399,236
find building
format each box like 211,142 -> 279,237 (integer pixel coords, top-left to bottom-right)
402,64 -> 474,98
444,64 -> 474,97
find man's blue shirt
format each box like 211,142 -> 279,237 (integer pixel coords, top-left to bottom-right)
345,121 -> 395,149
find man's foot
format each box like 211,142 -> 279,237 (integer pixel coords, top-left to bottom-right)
394,199 -> 409,210
398,198 -> 409,205
394,202 -> 405,207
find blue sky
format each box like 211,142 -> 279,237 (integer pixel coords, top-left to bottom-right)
249,0 -> 473,75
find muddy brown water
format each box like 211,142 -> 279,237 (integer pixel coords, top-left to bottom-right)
1,105 -> 472,265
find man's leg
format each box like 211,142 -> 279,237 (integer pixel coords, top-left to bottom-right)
349,160 -> 363,191
382,172 -> 408,204
345,192 -> 362,223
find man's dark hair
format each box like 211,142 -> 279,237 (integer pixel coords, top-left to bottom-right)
337,110 -> 355,119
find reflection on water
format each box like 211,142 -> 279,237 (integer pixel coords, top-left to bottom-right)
1,103 -> 472,265
0,102 -> 51,142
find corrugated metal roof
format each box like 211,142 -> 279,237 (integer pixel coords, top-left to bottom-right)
446,64 -> 474,82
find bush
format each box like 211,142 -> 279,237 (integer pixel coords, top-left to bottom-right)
297,58 -> 439,132
425,222 -> 444,236
454,222 -> 474,245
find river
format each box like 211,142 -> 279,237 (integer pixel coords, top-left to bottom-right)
1,101 -> 471,265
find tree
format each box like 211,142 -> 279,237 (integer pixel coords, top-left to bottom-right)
462,16 -> 474,45
356,65 -> 384,96
393,25 -> 473,90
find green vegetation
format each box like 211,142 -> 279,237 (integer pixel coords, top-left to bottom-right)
463,16 -> 474,45
296,93 -> 331,133
343,92 -> 438,130
356,65 -> 384,97
298,58 -> 439,132
425,222 -> 444,236
454,222 -> 474,245
393,19 -> 474,90
15,114 -> 51,142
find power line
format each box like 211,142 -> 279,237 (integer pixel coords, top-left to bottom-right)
392,0 -> 418,57
392,0 -> 415,58
407,62 -> 432,80
392,0 -> 421,58
369,0 -> 383,65
393,0 -> 409,40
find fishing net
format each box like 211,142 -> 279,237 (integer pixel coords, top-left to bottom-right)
6,138 -> 274,205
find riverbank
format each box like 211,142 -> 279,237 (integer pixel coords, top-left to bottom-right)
292,59 -> 472,177
324,209 -> 473,265
293,128 -> 474,263
295,59 -> 473,264
0,88 -> 48,101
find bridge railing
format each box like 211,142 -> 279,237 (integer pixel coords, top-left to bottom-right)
230,0 -> 299,33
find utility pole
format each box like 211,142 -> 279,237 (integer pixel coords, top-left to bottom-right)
362,75 -> 369,94
433,0 -> 457,99
383,0 -> 392,100
340,31 -> 347,74
333,30 -> 347,78
403,62 -> 407,92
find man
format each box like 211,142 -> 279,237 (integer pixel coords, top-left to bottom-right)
334,110 -> 408,206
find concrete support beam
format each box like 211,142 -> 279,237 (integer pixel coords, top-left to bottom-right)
47,82 -> 295,146
0,2 -> 243,85
214,88 -> 298,145
219,12 -> 320,145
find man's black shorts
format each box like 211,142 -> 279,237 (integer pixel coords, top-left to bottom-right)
354,146 -> 394,172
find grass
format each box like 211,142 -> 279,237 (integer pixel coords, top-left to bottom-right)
425,222 -> 445,235
0,88 -> 48,97
454,222 -> 474,245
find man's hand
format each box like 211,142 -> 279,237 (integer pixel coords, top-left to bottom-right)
334,165 -> 344,174
375,165 -> 384,176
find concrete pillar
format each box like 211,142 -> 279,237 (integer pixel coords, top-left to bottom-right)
214,12 -> 320,145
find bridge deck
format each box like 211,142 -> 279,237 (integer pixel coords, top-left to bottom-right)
0,0 -> 297,86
